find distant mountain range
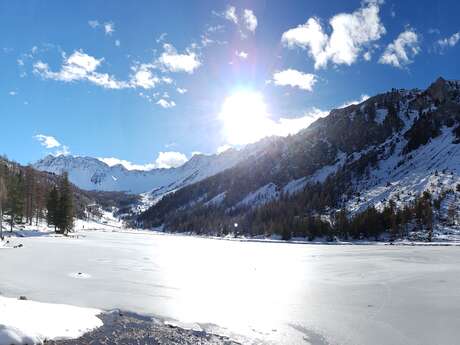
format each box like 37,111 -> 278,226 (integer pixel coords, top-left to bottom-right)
33,138 -> 276,195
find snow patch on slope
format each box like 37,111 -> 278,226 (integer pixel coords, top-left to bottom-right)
310,151 -> 347,183
375,108 -> 388,124
282,177 -> 308,196
204,192 -> 227,207
236,183 -> 279,208
348,127 -> 460,214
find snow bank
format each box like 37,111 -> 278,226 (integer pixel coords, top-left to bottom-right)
0,296 -> 102,344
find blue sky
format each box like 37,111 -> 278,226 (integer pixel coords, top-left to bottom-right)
1,0 -> 460,169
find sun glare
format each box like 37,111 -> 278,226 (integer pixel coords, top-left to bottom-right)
219,91 -> 273,146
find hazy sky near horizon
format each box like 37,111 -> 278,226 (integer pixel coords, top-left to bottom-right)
1,0 -> 460,169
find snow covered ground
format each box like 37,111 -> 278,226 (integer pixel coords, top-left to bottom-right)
0,210 -> 123,239
1,230 -> 460,345
0,296 -> 102,344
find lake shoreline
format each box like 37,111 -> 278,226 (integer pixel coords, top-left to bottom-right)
92,227 -> 460,247
45,310 -> 242,345
3,225 -> 460,247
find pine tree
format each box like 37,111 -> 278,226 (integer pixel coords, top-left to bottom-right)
334,208 -> 349,239
46,186 -> 59,231
419,192 -> 433,242
425,201 -> 433,242
0,176 -> 6,240
35,178 -> 47,226
24,166 -> 36,225
6,172 -> 25,231
448,204 -> 457,226
281,225 -> 291,241
56,173 -> 74,235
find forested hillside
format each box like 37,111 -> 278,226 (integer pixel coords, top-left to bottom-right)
0,156 -> 136,235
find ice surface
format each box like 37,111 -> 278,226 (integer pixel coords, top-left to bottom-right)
1,231 -> 460,345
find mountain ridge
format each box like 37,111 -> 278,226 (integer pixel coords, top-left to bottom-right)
33,137 -> 279,194
138,77 -> 460,241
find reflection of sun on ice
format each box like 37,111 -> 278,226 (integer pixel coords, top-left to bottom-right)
219,91 -> 274,146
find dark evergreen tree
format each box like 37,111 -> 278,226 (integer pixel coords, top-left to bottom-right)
5,172 -> 25,231
56,173 -> 74,235
46,186 -> 59,231
0,176 -> 6,240
334,208 -> 349,239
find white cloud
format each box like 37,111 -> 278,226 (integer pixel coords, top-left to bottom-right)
176,87 -> 187,94
104,22 -> 115,35
33,50 -> 128,89
438,32 -> 460,49
33,50 -> 175,91
220,6 -> 257,37
272,69 -> 317,91
224,6 -> 238,24
207,24 -> 225,33
99,151 -> 188,170
54,145 -> 70,156
165,142 -> 177,148
89,20 -> 117,40
98,157 -> 156,171
40,51 -> 101,80
200,35 -> 214,48
9,91 -> 17,96
156,32 -> 168,43
236,50 -> 248,59
34,134 -> 61,148
339,94 -> 370,108
379,29 -> 420,68
156,98 -> 176,108
281,1 -> 385,69
88,20 -> 99,29
217,144 -> 233,154
155,151 -> 188,168
243,9 -> 258,32
200,24 -> 227,48
34,134 -> 70,156
158,43 -> 201,73
271,108 -> 329,137
363,51 -> 372,61
87,73 -> 128,89
130,65 -> 159,89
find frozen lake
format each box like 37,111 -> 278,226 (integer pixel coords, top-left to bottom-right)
1,231 -> 460,345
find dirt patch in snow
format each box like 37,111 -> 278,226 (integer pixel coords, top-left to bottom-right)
45,311 -> 241,345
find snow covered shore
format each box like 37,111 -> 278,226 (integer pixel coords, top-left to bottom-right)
140,228 -> 460,246
0,296 -> 102,345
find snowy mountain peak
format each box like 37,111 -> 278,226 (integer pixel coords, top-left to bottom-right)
33,141 -> 271,195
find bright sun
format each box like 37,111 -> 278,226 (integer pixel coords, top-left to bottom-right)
219,91 -> 273,146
